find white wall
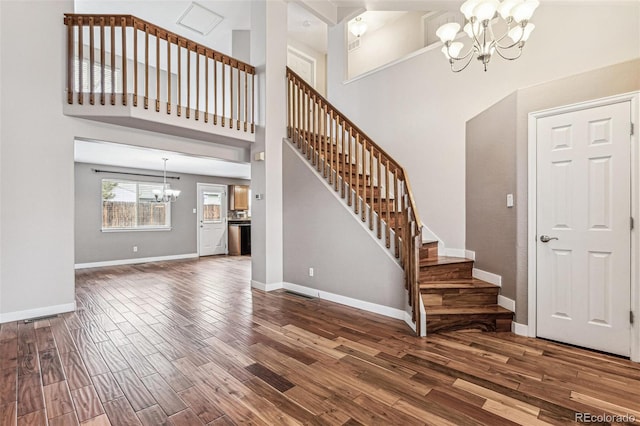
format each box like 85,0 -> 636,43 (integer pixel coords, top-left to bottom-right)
0,0 -> 249,321
328,3 -> 640,251
348,12 -> 423,79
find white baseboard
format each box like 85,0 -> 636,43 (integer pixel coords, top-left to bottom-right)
511,321 -> 529,337
251,280 -> 284,292
498,295 -> 515,312
75,253 -> 199,269
473,268 -> 502,286
0,302 -> 76,324
443,248 -> 466,258
283,282 -> 406,321
464,250 -> 476,260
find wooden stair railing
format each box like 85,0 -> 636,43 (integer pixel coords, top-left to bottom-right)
64,14 -> 255,134
286,67 -> 424,335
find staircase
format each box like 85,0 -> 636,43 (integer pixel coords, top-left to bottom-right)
286,67 -> 513,336
419,241 -> 513,333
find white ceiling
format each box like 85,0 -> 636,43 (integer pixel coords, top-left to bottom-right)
288,2 -> 328,53
75,139 -> 251,179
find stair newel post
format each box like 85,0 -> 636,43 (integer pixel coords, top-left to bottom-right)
121,17 -> 127,106
413,233 -> 421,334
369,147 -> 375,231
89,17 -> 95,105
77,17 -> 84,105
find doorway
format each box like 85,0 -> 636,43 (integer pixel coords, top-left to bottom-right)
197,183 -> 228,256
528,93 -> 639,360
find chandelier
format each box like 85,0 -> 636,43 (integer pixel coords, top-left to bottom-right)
153,158 -> 181,202
436,0 -> 539,72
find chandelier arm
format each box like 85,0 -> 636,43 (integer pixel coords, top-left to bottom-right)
451,54 -> 474,73
468,18 -> 485,52
494,45 -> 523,61
446,43 -> 475,62
495,20 -> 528,50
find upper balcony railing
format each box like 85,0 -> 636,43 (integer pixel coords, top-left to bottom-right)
64,14 -> 255,134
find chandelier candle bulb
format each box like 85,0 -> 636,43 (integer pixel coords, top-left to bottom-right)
436,0 -> 539,72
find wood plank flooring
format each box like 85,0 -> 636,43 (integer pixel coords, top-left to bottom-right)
1,256 -> 640,425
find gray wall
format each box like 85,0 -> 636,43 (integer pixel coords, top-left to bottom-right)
466,59 -> 640,324
283,143 -> 406,310
75,162 -> 249,264
466,93 -> 518,301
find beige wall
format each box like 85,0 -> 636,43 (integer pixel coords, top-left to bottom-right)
466,93 -> 518,301
288,38 -> 327,96
466,59 -> 640,324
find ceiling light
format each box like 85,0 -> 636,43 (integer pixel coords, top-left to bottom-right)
350,17 -> 368,38
436,0 -> 539,72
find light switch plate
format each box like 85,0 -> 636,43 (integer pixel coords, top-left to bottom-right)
507,193 -> 514,208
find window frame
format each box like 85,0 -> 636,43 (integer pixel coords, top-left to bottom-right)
100,178 -> 172,232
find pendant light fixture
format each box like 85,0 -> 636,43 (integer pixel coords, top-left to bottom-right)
153,158 -> 181,202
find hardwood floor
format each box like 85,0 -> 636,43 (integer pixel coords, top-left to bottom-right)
1,256 -> 640,425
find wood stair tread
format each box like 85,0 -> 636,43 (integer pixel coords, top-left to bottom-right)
426,305 -> 513,316
420,256 -> 474,267
420,278 -> 499,290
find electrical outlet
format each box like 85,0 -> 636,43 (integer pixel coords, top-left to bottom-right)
309,267 -> 314,277
133,246 -> 138,253
193,208 -> 197,214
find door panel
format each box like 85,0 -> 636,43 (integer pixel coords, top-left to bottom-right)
536,101 -> 631,356
198,184 -> 227,256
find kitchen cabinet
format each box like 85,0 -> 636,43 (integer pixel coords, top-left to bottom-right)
230,185 -> 249,211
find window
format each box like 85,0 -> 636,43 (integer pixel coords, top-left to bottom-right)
202,192 -> 222,223
101,179 -> 171,231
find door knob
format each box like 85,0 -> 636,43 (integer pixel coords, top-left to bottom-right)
540,235 -> 558,243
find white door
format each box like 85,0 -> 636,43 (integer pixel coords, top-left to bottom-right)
536,101 -> 632,356
197,184 -> 227,256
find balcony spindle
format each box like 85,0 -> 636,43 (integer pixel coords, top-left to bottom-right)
369,147 -> 374,229
244,70 -> 248,132
110,17 -> 115,105
213,57 -> 217,125
385,160 -> 391,248
177,38 -> 181,116
221,61 -> 225,127
133,19 -> 138,107
251,73 -> 255,133
196,47 -> 200,121
67,17 -> 73,104
297,81 -> 302,148
144,24 -> 149,109
89,17 -> 95,105
205,54 -> 209,123
167,36 -> 171,114
78,17 -> 83,105
237,67 -> 241,130
121,17 -> 127,106
100,18 -> 105,105
187,43 -> 191,119
329,111 -> 334,185
229,61 -> 233,129
156,28 -> 160,112
341,121 -> 346,198
394,170 -> 400,258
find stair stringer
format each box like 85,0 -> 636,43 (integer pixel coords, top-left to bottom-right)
283,140 -> 416,330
